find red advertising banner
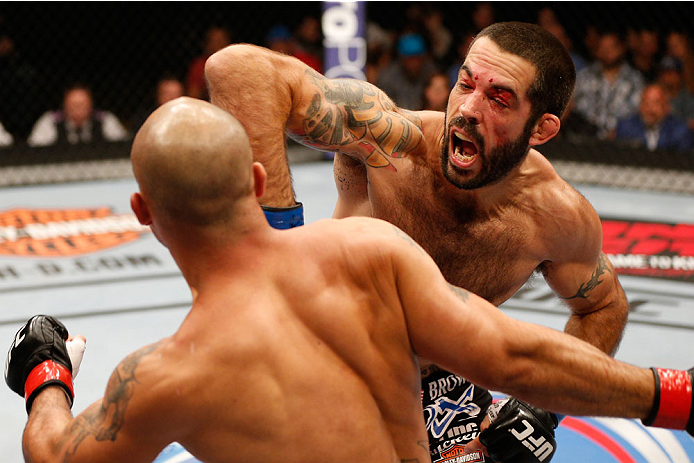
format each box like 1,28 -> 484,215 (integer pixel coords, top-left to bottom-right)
602,218 -> 694,281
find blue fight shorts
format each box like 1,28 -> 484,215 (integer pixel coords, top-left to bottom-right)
262,203 -> 304,229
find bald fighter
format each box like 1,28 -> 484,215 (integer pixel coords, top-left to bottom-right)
205,22 -> 631,460
6,98 -> 693,463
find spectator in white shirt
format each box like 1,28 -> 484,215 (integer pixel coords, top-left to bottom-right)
27,84 -> 128,147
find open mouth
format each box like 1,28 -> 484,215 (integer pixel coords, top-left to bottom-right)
450,131 -> 479,168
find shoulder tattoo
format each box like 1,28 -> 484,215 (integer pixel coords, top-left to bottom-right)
298,69 -> 423,170
58,341 -> 163,460
391,225 -> 428,257
447,283 -> 471,303
561,252 -> 613,300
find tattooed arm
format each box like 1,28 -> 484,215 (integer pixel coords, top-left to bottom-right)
285,69 -> 425,171
205,44 -> 426,207
22,342 -> 175,463
539,190 -> 629,356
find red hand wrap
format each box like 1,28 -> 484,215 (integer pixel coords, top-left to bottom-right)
24,360 -> 74,408
651,368 -> 692,429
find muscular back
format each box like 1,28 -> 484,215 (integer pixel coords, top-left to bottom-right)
153,219 -> 430,462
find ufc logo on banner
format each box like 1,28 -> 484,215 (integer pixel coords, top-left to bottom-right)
510,419 -> 554,462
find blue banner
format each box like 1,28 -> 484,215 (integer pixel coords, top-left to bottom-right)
322,1 -> 366,80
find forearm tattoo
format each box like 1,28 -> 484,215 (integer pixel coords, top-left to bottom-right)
562,252 -> 612,300
58,341 -> 162,461
297,69 -> 423,170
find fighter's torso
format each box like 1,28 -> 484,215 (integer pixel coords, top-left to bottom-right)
334,148 -> 547,306
381,166 -> 545,304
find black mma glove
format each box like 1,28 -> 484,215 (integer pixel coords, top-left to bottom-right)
479,397 -> 558,463
641,367 -> 694,437
5,315 -> 75,413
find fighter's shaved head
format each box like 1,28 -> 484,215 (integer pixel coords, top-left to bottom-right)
131,97 -> 254,227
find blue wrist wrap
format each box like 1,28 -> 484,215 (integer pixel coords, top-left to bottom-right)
262,203 -> 304,229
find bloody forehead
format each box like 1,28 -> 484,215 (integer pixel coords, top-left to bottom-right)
461,64 -> 519,102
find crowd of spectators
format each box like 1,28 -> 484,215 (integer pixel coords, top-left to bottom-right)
364,3 -> 694,153
0,17 -> 323,150
0,4 -> 693,156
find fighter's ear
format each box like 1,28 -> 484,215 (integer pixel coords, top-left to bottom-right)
528,113 -> 560,146
252,162 -> 267,199
130,192 -> 152,226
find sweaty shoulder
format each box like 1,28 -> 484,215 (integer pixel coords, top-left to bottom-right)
525,151 -> 602,259
314,216 -> 401,244
310,217 -> 421,262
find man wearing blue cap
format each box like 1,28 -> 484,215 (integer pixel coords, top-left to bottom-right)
376,33 -> 437,110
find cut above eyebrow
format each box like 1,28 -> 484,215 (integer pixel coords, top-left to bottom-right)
460,64 -> 519,101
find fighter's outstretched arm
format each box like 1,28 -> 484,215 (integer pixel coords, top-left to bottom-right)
205,44 -> 425,207
386,222 -> 690,429
19,341 -> 174,463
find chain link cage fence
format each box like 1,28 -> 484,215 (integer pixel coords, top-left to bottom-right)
1,2 -> 693,193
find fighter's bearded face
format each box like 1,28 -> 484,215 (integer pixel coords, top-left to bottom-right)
441,37 -> 538,190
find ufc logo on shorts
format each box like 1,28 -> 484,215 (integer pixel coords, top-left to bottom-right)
510,419 -> 554,462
